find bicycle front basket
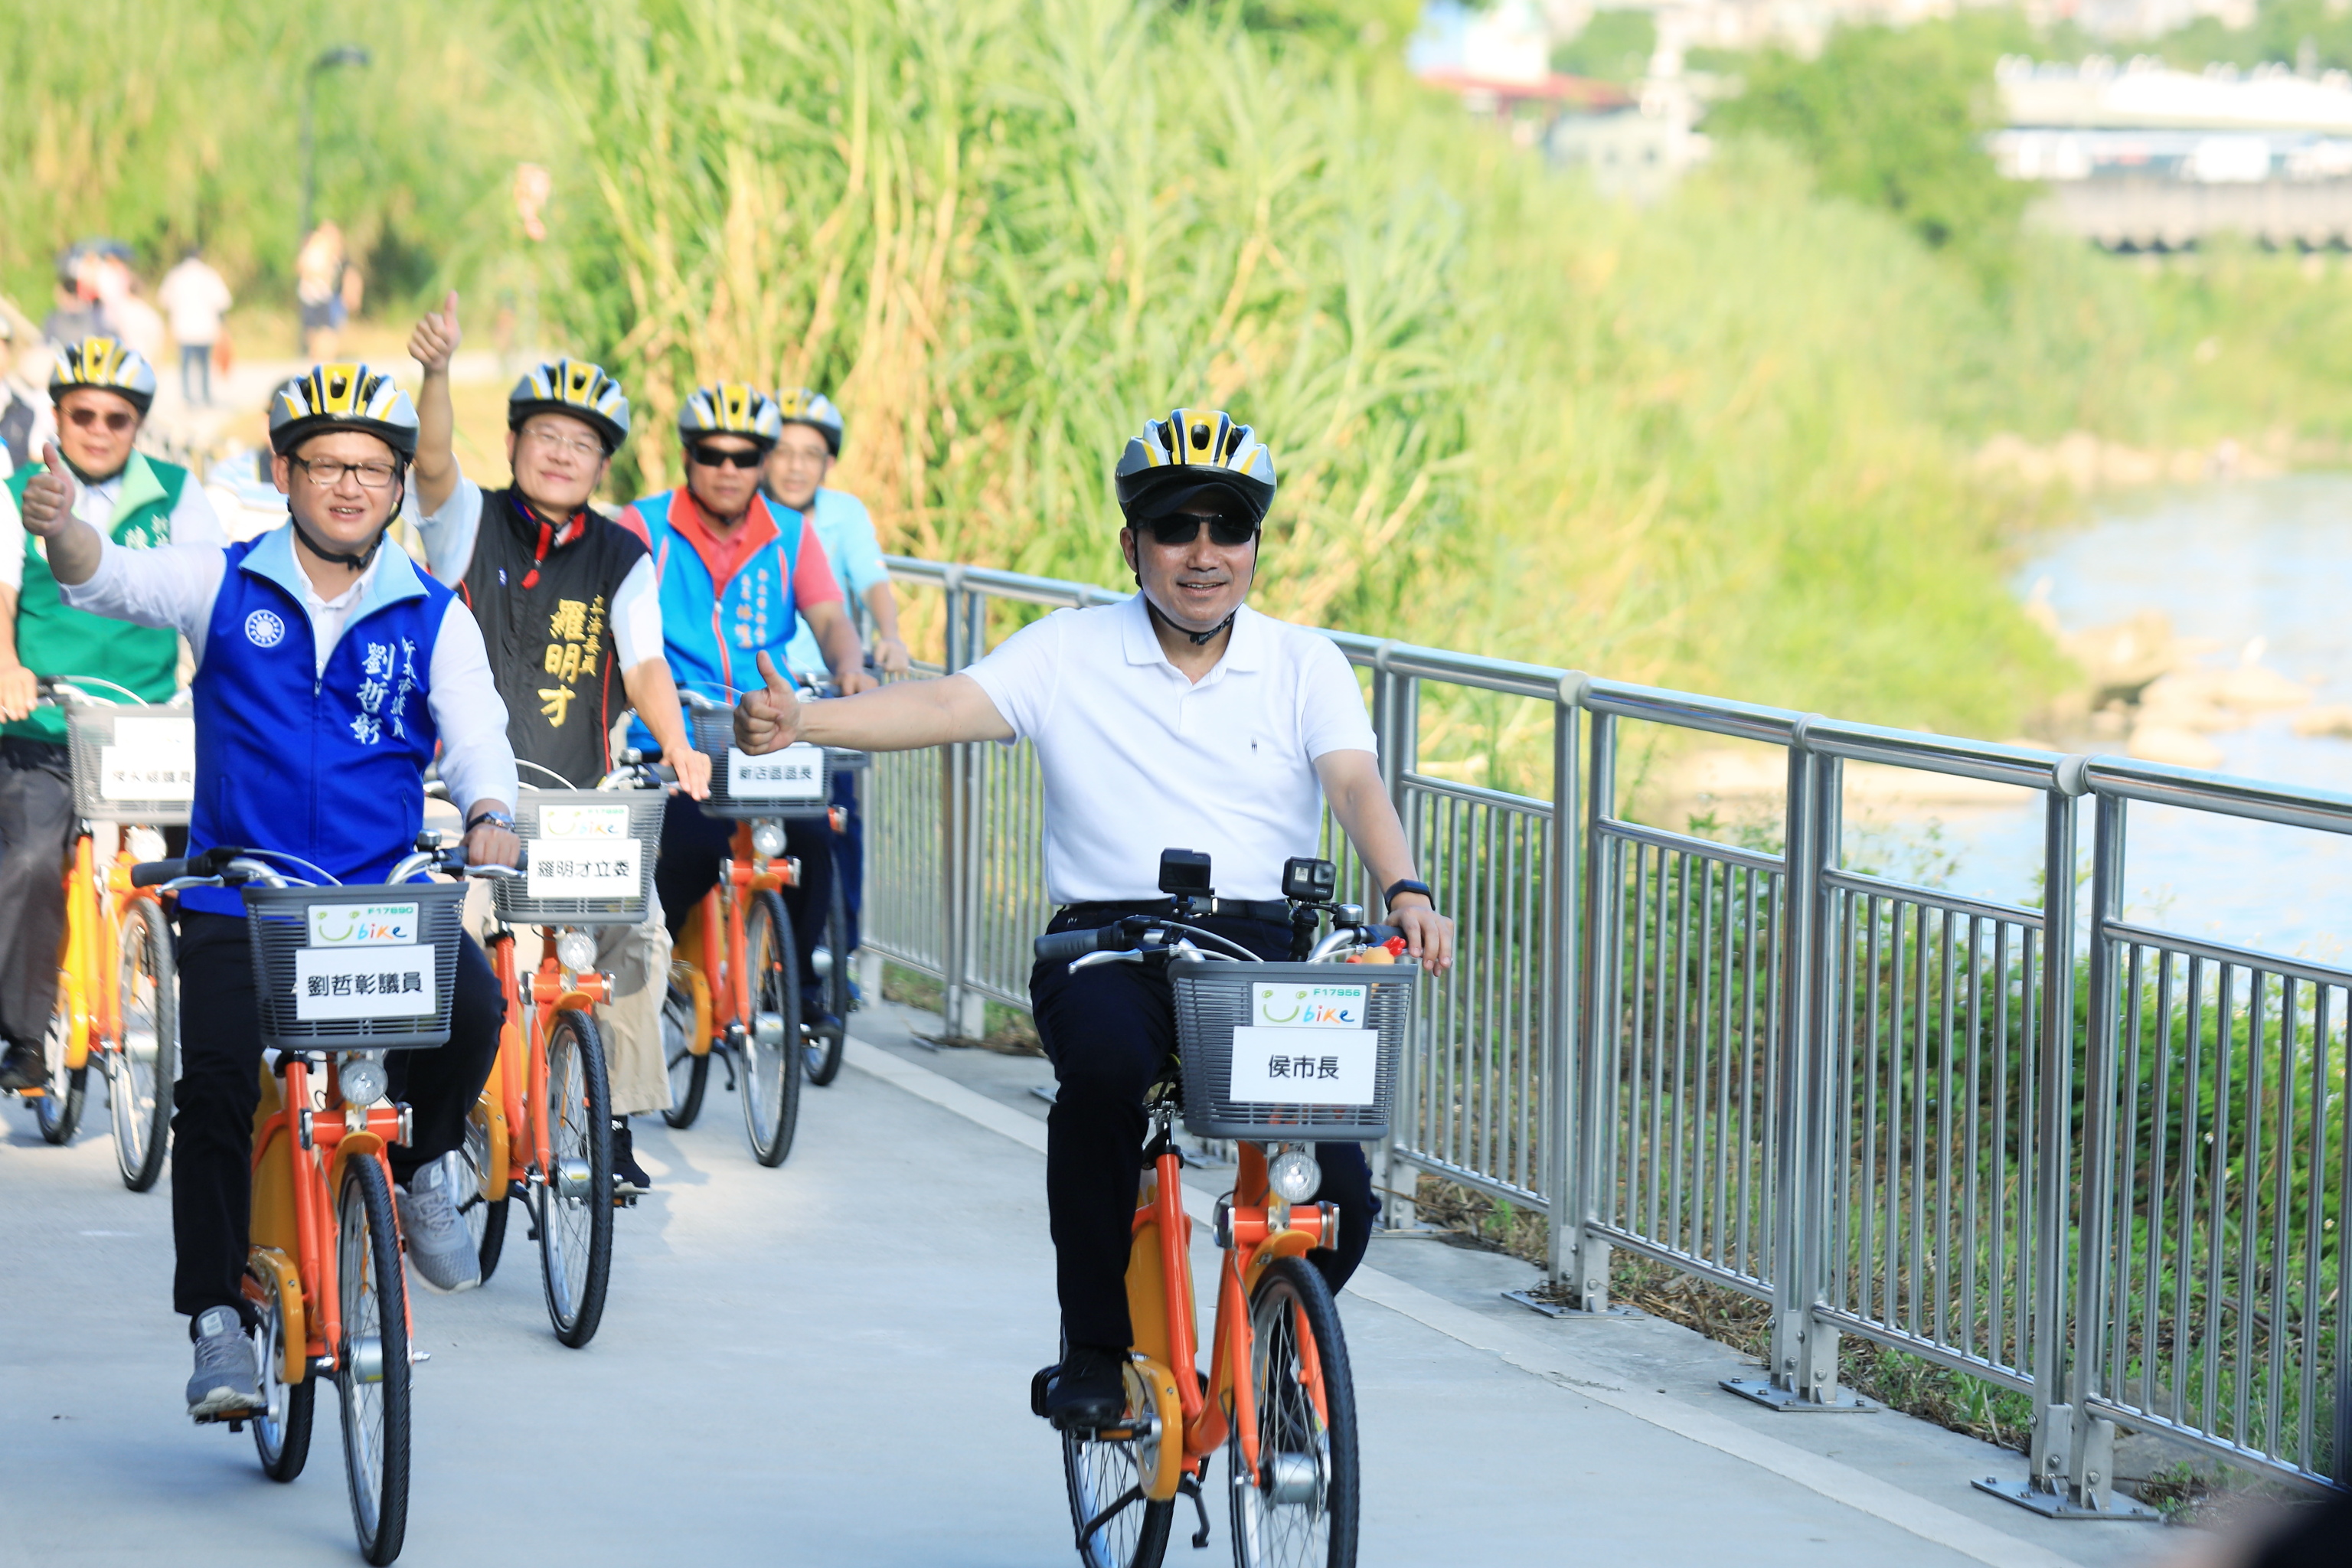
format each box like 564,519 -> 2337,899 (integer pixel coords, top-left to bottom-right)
692,708 -> 866,821
64,705 -> 195,826
1170,956 -> 1414,1142
243,882 -> 469,1050
493,789 -> 664,926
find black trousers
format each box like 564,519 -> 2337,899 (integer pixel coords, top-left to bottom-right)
170,910 -> 505,1330
1030,908 -> 1377,1351
0,740 -> 76,1047
655,791 -> 833,992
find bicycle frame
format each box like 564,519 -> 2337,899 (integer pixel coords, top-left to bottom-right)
475,929 -> 612,1208
243,1057 -> 412,1386
678,822 -> 795,1057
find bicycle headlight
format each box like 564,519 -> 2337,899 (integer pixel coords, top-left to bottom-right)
555,930 -> 597,974
751,819 -> 786,859
1267,1146 -> 1321,1205
340,1054 -> 389,1109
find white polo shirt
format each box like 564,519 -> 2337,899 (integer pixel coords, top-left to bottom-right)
962,593 -> 1377,904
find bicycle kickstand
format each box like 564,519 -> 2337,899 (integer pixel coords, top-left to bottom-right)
1178,1471 -> 1210,1549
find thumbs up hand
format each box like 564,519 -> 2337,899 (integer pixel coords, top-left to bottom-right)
408,290 -> 462,374
733,651 -> 805,754
19,443 -> 75,536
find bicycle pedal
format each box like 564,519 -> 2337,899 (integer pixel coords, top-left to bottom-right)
1029,1365 -> 1054,1419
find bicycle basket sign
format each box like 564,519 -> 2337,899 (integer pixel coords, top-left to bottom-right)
292,946 -> 436,1021
1227,1025 -> 1377,1106
727,743 -> 824,801
307,902 -> 420,947
99,716 -> 196,802
538,803 -> 631,840
1250,982 -> 1367,1030
527,836 -> 642,900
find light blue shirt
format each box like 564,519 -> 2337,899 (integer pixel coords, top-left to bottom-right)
782,487 -> 887,681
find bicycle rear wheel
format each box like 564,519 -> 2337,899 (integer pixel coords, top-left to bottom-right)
1061,1360 -> 1175,1568
740,890 -> 802,1167
250,1259 -> 315,1483
34,994 -> 85,1145
803,877 -> 848,1086
1228,1256 -> 1358,1568
336,1156 -> 410,1566
111,896 -> 175,1191
537,1008 -> 615,1347
458,1102 -> 508,1284
660,980 -> 707,1129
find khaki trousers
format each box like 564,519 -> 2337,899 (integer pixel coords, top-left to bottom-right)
468,884 -> 674,1117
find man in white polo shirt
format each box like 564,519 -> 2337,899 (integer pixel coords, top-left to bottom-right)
733,407 -> 1453,1429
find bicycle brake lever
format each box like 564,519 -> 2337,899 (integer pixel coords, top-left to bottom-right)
1069,948 -> 1145,972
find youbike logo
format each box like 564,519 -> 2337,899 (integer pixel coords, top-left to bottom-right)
1251,983 -> 1367,1030
308,902 -> 420,948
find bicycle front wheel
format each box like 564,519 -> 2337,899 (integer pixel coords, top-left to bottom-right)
1062,1360 -> 1175,1568
803,876 -> 849,1086
660,980 -> 707,1129
336,1156 -> 411,1566
740,890 -> 802,1167
34,992 -> 85,1145
111,896 -> 175,1191
458,1101 -> 508,1284
250,1259 -> 315,1483
1228,1257 -> 1359,1568
537,1008 -> 614,1347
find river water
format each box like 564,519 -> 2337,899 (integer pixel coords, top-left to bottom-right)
1886,474 -> 2352,959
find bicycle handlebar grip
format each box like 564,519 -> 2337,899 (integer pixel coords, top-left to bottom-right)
1361,924 -> 1403,946
1033,926 -> 1112,963
129,858 -> 188,888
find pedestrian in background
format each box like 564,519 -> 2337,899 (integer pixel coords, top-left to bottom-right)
40,243 -> 114,348
296,223 -> 361,359
157,248 -> 232,407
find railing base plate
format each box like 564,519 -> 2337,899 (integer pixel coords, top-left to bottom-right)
1501,1289 -> 1642,1320
1971,1476 -> 2160,1521
1719,1378 -> 1878,1413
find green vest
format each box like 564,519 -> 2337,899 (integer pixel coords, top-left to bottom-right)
3,452 -> 189,744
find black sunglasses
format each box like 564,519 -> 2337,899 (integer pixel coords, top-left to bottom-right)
688,443 -> 764,470
1142,514 -> 1257,548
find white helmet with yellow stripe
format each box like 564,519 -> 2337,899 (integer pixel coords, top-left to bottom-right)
678,383 -> 783,448
1113,407 -> 1276,527
50,337 -> 158,416
267,363 -> 419,462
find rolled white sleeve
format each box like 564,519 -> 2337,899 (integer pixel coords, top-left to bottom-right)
415,474 -> 485,588
961,610 -> 1067,741
57,538 -> 229,662
167,481 -> 227,548
612,556 -> 662,671
426,599 -> 518,812
1297,637 -> 1377,761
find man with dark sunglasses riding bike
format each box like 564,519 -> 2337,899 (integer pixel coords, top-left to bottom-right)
15,362 -> 521,1416
0,338 -> 223,1093
733,407 -> 1455,1430
621,384 -> 874,1016
407,294 -> 709,1192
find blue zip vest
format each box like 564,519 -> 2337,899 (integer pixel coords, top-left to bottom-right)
623,489 -> 801,753
181,528 -> 449,917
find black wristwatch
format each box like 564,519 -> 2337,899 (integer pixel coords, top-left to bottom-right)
465,808 -> 517,834
1383,878 -> 1434,910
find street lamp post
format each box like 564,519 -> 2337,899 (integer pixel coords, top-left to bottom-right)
299,45 -> 373,242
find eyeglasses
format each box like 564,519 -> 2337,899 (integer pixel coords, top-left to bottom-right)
687,443 -> 764,470
289,455 -> 400,491
1142,513 -> 1258,548
65,407 -> 137,434
520,425 -> 606,459
770,446 -> 830,469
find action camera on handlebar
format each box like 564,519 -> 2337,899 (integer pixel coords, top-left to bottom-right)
1281,857 -> 1337,905
1157,848 -> 1214,913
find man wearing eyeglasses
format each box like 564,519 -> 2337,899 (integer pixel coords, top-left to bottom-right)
622,384 -> 873,1018
0,339 -> 222,1093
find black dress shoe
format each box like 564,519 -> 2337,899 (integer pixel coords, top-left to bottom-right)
0,1041 -> 46,1093
1046,1343 -> 1129,1432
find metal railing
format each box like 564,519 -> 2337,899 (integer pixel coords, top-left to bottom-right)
858,554 -> 2346,1505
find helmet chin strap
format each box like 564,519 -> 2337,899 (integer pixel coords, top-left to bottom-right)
1145,596 -> 1236,645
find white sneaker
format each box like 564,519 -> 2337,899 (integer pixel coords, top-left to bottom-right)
186,1306 -> 263,1418
399,1153 -> 482,1294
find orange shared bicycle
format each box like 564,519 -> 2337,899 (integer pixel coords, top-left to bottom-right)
1030,852 -> 1416,1568
9,681 -> 185,1190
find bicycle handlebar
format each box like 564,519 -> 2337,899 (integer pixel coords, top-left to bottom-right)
1034,925 -> 1117,963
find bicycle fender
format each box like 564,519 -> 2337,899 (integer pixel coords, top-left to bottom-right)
57,965 -> 92,1070
1130,1354 -> 1187,1502
246,1247 -> 308,1384
325,1132 -> 387,1200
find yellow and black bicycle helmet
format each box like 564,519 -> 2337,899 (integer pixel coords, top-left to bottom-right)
267,363 -> 420,462
1114,407 -> 1276,527
508,358 -> 631,452
50,337 -> 158,416
678,383 -> 782,448
774,387 -> 844,455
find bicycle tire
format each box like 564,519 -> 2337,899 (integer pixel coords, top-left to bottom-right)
1061,1361 -> 1176,1568
34,997 -> 85,1145
111,897 -> 175,1191
1227,1256 -> 1359,1568
459,1105 -> 508,1284
661,981 -> 707,1129
537,1008 -> 615,1347
250,1260 -> 316,1483
336,1156 -> 410,1566
740,890 -> 802,1167
803,876 -> 849,1086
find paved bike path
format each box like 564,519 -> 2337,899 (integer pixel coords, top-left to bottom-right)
3,1002 -> 2173,1566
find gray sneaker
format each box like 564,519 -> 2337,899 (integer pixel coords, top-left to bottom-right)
399,1152 -> 482,1294
186,1306 -> 263,1419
